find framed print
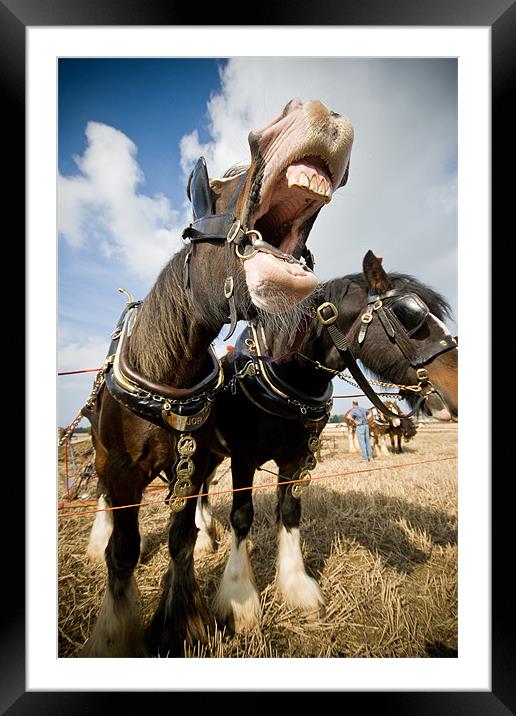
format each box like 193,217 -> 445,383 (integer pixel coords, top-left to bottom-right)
7,0 -> 510,711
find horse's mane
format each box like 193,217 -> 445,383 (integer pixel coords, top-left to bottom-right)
127,246 -> 195,382
324,272 -> 453,322
222,164 -> 249,178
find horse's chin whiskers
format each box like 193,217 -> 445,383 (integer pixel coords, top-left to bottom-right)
254,292 -> 315,346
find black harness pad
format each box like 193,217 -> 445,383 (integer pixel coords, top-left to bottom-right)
231,330 -> 332,425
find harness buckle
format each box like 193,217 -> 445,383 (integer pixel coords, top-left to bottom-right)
227,220 -> 242,243
416,368 -> 429,382
316,302 -> 338,326
224,276 -> 234,299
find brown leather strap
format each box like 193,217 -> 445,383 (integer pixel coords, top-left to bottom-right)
119,310 -> 221,400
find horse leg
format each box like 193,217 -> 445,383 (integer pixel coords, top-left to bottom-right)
380,433 -> 390,455
146,482 -> 215,657
213,457 -> 261,632
85,440 -> 113,562
352,428 -> 360,454
389,432 -> 396,453
373,431 -> 383,457
275,460 -> 325,612
86,493 -> 114,562
347,427 -> 354,453
194,455 -> 222,558
80,458 -> 147,657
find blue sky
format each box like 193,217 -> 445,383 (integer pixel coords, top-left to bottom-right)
58,58 -> 457,427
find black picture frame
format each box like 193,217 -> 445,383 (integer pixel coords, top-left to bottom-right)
9,0 -> 508,712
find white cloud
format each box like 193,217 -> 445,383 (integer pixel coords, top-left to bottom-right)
58,335 -> 109,372
58,122 -> 186,280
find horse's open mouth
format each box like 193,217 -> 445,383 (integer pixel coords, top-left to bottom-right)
242,155 -> 335,311
240,99 -> 353,313
250,155 -> 333,259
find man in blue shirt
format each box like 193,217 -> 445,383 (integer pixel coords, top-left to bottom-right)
348,400 -> 373,461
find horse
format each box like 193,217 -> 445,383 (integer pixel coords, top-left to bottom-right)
194,250 -> 458,632
369,403 -> 417,454
344,403 -> 418,456
77,97 -> 354,657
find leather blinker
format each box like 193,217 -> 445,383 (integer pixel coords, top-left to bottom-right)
386,293 -> 429,336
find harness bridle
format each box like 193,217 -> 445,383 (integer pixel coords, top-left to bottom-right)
315,287 -> 457,419
356,288 -> 457,367
181,157 -> 315,340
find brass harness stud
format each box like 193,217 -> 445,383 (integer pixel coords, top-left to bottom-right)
169,434 -> 197,512
291,434 -> 321,499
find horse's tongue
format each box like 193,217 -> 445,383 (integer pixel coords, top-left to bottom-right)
286,160 -> 332,201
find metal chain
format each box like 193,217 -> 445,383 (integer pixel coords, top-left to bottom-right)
286,396 -> 333,414
58,369 -> 105,446
135,387 -> 217,408
312,361 -> 423,393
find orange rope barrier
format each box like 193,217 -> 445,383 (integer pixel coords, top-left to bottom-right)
57,455 -> 457,519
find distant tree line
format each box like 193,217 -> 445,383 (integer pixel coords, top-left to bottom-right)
58,425 -> 91,435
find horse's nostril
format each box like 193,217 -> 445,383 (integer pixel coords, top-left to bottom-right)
282,97 -> 302,116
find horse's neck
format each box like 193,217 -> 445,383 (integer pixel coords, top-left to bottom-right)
128,246 -> 225,388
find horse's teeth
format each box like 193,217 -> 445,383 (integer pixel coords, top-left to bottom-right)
286,171 -> 332,201
299,172 -> 310,188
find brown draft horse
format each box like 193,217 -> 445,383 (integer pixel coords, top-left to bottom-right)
369,403 -> 418,454
79,98 -> 354,657
345,403 -> 418,456
194,251 -> 458,632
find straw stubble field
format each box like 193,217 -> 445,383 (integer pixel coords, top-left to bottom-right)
58,423 -> 458,658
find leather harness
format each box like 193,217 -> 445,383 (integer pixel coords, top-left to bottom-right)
225,287 -> 457,424
103,301 -> 223,432
227,323 -> 333,430
315,289 -> 457,419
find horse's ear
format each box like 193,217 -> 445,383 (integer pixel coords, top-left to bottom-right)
189,157 -> 215,219
363,250 -> 391,293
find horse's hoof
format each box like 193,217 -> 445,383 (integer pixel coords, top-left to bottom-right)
194,530 -> 216,557
213,580 -> 262,633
